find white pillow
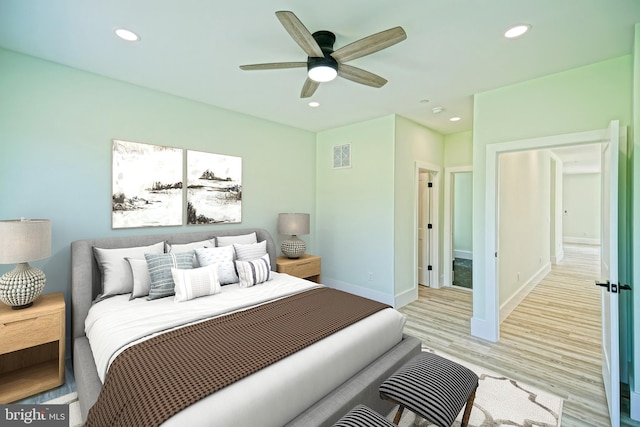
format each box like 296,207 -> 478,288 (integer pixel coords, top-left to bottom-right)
166,239 -> 216,253
233,240 -> 267,261
126,258 -> 151,299
172,264 -> 221,302
216,232 -> 257,247
235,254 -> 272,288
93,241 -> 164,300
195,246 -> 238,284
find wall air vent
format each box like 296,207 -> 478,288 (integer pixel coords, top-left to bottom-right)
333,143 -> 351,169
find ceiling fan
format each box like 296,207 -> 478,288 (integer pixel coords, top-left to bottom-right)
240,11 -> 407,98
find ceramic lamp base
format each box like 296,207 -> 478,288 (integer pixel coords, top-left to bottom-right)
281,236 -> 307,259
0,262 -> 46,309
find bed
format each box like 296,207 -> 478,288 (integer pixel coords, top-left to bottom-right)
71,228 -> 421,426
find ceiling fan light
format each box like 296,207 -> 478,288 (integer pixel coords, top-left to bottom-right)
308,65 -> 337,83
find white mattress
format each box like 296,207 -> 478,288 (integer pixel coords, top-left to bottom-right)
85,273 -> 406,427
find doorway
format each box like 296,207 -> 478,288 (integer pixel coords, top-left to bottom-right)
443,166 -> 473,289
478,122 -> 626,426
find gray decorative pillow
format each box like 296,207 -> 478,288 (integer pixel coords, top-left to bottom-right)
235,254 -> 272,288
172,264 -> 221,303
216,232 -> 257,247
93,241 -> 164,300
233,240 -> 267,261
195,246 -> 238,285
145,252 -> 195,300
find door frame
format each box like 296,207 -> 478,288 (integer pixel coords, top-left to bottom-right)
474,128 -> 611,342
443,166 -> 473,287
415,161 -> 441,290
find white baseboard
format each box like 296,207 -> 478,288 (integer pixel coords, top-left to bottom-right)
551,250 -> 564,265
395,286 -> 418,309
500,263 -> 551,323
631,389 -> 640,420
454,250 -> 473,260
322,277 -> 395,307
563,237 -> 600,245
470,316 -> 498,342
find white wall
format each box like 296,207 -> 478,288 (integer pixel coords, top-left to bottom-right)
563,173 -> 601,244
550,156 -> 564,263
498,150 -> 551,314
453,172 -> 473,258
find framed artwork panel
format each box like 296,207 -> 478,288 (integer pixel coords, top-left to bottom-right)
112,139 -> 183,228
187,150 -> 242,224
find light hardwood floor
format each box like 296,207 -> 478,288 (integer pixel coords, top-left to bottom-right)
399,244 -> 639,427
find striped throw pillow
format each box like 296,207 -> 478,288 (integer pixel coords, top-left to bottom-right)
235,254 -> 271,288
145,252 -> 194,300
233,240 -> 267,261
172,264 -> 220,302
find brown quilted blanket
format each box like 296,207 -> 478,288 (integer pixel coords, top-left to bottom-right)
85,287 -> 389,427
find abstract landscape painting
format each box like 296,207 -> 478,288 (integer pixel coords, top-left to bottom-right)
112,140 -> 183,228
187,150 -> 242,224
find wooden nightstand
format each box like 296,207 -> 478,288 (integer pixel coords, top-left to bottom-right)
276,254 -> 321,283
0,293 -> 65,403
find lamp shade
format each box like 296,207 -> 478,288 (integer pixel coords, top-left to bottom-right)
278,213 -> 310,236
0,219 -> 51,264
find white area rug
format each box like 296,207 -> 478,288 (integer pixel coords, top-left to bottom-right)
48,350 -> 563,427
44,392 -> 82,427
392,348 -> 563,427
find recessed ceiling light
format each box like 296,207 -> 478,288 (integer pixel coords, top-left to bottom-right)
504,24 -> 531,39
115,28 -> 140,42
420,99 -> 430,104
308,101 -> 320,108
432,107 -> 444,114
449,116 -> 461,122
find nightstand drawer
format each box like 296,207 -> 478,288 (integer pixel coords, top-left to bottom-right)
283,257 -> 320,278
0,313 -> 60,354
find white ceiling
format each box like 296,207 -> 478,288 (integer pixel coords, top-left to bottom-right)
0,1 -> 638,134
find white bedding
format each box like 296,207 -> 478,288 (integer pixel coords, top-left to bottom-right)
85,272 -> 406,427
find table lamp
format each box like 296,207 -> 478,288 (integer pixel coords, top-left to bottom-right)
0,219 -> 51,309
278,213 -> 310,259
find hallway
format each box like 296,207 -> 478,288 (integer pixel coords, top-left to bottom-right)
400,244 -> 637,426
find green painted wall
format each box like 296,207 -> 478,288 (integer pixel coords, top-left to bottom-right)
0,49 -> 316,347
444,130 -> 473,167
630,23 -> 640,415
394,116 -> 444,303
316,115 -> 396,303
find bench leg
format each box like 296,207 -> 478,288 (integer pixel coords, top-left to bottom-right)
460,388 -> 477,427
392,405 -> 405,425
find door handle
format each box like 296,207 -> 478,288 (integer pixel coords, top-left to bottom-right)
595,281 -> 632,293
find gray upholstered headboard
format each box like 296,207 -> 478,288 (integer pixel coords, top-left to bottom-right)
70,228 -> 276,342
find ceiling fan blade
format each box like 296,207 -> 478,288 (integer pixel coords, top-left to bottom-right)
240,62 -> 307,71
331,26 -> 407,63
276,11 -> 324,58
338,64 -> 387,88
300,78 -> 320,98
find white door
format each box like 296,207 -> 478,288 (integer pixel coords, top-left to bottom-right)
418,173 -> 431,286
599,119 -> 620,427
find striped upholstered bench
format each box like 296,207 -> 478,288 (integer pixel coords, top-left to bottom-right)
379,352 -> 479,427
332,405 -> 396,427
